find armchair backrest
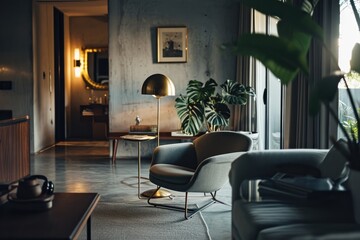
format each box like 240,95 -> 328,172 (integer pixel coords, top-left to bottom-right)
193,131 -> 253,164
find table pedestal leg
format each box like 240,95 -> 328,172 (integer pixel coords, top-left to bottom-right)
112,139 -> 119,164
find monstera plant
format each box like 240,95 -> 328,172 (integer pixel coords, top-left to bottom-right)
175,78 -> 255,136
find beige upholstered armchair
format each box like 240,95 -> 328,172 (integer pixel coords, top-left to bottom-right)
146,131 -> 253,219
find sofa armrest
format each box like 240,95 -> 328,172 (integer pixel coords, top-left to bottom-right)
151,142 -> 197,169
229,149 -> 328,202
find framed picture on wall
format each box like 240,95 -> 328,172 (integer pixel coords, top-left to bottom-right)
157,27 -> 188,63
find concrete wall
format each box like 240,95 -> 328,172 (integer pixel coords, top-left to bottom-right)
108,0 -> 239,157
0,1 -> 34,150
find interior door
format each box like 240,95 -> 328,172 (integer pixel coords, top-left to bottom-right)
54,8 -> 65,141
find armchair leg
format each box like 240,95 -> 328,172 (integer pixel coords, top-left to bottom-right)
211,191 -> 231,206
147,188 -> 224,220
184,192 -> 188,219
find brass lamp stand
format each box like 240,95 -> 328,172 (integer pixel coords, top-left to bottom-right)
141,74 -> 175,198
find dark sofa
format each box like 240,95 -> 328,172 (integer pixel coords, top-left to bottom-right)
229,147 -> 360,240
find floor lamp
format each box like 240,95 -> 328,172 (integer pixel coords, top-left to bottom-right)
141,73 -> 175,198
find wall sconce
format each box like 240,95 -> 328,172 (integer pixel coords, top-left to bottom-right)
74,48 -> 81,77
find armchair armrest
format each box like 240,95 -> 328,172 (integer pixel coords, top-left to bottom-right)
229,149 -> 328,202
151,142 -> 197,169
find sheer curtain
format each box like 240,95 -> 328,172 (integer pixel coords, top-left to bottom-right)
285,1 -> 340,149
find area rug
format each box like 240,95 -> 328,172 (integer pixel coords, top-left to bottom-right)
78,202 -> 212,240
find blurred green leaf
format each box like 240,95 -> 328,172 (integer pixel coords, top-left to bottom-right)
224,34 -> 307,84
309,71 -> 345,115
351,43 -> 360,73
241,0 -> 323,41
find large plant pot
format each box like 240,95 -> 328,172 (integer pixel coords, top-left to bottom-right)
349,168 -> 360,223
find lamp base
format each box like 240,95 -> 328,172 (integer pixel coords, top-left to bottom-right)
141,188 -> 172,198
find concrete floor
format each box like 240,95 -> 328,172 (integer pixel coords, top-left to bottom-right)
31,141 -> 232,240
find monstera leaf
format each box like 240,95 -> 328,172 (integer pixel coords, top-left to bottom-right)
186,79 -> 217,102
175,95 -> 205,135
221,79 -> 255,105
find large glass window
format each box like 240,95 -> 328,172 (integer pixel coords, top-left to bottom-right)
338,0 -> 360,140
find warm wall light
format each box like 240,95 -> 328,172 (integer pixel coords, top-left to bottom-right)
74,48 -> 81,77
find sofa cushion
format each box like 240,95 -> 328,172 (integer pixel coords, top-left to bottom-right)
257,223 -> 360,240
232,198 -> 354,240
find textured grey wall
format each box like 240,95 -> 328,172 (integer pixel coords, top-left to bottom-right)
109,0 -> 239,157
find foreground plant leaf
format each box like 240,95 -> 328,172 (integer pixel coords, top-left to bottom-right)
224,34 -> 307,84
241,0 -> 323,41
309,71 -> 345,115
350,43 -> 360,73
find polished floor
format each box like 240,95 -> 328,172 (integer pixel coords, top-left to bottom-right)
31,141 -> 232,240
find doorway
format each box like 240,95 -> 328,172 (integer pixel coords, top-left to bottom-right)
33,1 -> 108,152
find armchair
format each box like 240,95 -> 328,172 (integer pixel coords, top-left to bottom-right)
147,131 -> 253,219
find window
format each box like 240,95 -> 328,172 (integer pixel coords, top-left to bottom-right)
338,0 -> 360,140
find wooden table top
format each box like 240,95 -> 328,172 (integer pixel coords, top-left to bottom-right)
0,192 -> 100,240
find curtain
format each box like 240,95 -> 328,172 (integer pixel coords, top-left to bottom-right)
286,1 -> 340,149
233,4 -> 257,132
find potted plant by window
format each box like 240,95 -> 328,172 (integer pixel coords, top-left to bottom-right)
223,0 -> 360,222
174,78 -> 255,136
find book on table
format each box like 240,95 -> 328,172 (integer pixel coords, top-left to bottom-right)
129,125 -> 157,135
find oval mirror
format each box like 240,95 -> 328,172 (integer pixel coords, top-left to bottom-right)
82,48 -> 109,90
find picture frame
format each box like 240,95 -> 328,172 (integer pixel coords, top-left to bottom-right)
157,27 -> 188,63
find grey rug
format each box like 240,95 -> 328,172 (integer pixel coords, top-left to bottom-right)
79,202 -> 212,240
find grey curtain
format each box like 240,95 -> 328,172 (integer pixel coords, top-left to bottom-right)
233,4 -> 257,132
286,1 -> 340,149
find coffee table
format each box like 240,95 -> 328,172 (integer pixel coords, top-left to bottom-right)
0,192 -> 100,240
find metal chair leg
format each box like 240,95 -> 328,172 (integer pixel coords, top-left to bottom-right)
184,192 -> 188,219
147,188 -> 225,220
211,191 -> 231,206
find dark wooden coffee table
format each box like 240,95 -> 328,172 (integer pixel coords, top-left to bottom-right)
0,192 -> 100,240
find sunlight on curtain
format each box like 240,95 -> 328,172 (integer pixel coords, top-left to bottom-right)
252,10 -> 266,150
